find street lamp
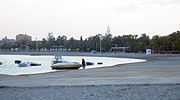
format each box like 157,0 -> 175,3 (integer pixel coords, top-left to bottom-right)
99,34 -> 102,54
36,37 -> 38,51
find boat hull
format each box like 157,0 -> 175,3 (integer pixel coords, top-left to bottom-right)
15,60 -> 22,64
30,62 -> 41,66
86,62 -> 94,66
51,64 -> 82,69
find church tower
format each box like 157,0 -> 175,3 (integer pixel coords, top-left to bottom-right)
105,25 -> 111,36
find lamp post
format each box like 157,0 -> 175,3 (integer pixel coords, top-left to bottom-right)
36,37 -> 38,51
99,34 -> 102,54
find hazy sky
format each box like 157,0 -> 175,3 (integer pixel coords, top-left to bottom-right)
0,0 -> 180,40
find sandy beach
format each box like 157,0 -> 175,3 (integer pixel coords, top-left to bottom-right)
0,52 -> 180,100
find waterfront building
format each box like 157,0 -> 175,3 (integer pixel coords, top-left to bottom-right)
0,36 -> 16,44
16,34 -> 32,41
2,36 -> 15,41
111,47 -> 130,53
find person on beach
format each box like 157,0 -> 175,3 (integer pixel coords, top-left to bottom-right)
82,58 -> 86,69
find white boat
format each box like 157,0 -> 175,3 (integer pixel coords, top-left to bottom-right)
18,62 -> 31,67
51,56 -> 82,69
18,62 -> 41,67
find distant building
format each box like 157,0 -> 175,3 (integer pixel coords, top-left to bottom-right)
2,36 -> 15,41
16,34 -> 32,41
0,36 -> 16,44
111,47 -> 130,53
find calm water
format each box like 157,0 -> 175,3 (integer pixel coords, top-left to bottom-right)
0,55 -> 145,75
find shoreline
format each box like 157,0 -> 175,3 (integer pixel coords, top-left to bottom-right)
1,52 -> 180,86
0,52 -> 180,100
1,51 -> 180,58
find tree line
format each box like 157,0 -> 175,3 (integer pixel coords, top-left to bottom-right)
0,31 -> 180,52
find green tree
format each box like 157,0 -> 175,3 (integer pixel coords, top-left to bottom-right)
47,32 -> 55,47
56,35 -> 67,47
102,34 -> 113,51
41,38 -> 47,49
168,31 -> 180,51
137,33 -> 151,51
86,35 -> 100,51
65,37 -> 79,51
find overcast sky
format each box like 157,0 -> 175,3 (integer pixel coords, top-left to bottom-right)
0,0 -> 180,40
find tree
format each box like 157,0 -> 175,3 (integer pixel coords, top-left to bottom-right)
80,36 -> 83,41
28,42 -> 36,50
151,35 -> 161,51
79,36 -> 85,51
86,35 -> 100,51
168,31 -> 180,51
47,32 -> 55,47
56,35 -> 67,47
65,37 -> 79,51
137,33 -> 151,51
112,35 -> 138,52
41,38 -> 47,49
102,34 -> 113,51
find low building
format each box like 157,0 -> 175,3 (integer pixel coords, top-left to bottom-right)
2,36 -> 15,41
1,36 -> 16,44
111,47 -> 130,53
16,34 -> 32,41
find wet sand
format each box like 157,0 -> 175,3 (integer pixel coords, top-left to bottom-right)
0,52 -> 180,100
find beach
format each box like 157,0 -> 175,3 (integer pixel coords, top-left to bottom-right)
0,52 -> 180,100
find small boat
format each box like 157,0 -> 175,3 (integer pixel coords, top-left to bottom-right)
51,62 -> 82,69
17,61 -> 41,67
86,62 -> 94,66
30,62 -> 41,66
15,60 -> 22,64
0,62 -> 2,65
18,62 -> 31,67
51,56 -> 82,69
97,62 -> 103,65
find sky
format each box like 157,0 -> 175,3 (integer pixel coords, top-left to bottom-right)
0,0 -> 180,40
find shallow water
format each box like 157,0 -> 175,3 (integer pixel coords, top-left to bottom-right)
0,55 -> 145,75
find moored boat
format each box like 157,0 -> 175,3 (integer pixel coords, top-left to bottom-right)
18,62 -> 31,67
16,61 -> 41,67
15,60 -> 22,64
97,62 -> 103,64
30,62 -> 41,66
51,56 -> 82,69
86,62 -> 94,66
51,62 -> 82,69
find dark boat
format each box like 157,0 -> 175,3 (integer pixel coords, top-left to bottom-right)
0,62 -> 2,65
86,62 -> 94,66
30,62 -> 41,66
97,62 -> 103,65
15,60 -> 22,64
